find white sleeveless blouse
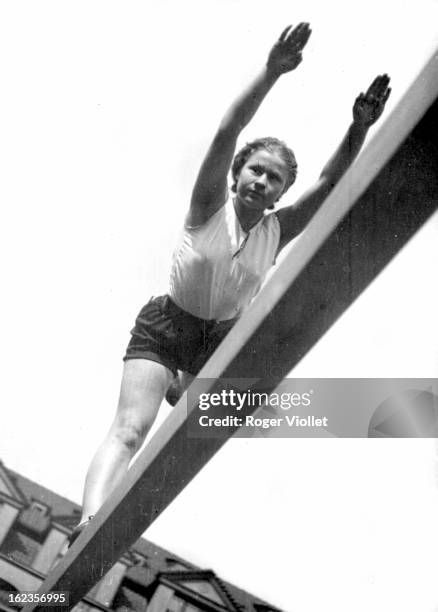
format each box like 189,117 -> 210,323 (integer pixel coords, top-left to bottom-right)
169,197 -> 280,321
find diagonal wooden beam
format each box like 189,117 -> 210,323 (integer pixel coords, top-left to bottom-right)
23,49 -> 438,611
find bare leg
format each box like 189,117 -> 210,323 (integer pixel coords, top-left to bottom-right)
80,359 -> 173,523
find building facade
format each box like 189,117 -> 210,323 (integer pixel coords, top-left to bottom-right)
0,461 -> 281,612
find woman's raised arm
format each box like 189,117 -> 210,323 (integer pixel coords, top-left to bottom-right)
187,23 -> 312,227
276,74 -> 391,250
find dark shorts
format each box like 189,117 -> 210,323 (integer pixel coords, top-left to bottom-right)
124,295 -> 237,377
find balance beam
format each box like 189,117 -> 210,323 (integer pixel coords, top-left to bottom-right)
23,49 -> 438,611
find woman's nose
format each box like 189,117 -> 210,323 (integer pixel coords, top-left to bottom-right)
254,174 -> 267,189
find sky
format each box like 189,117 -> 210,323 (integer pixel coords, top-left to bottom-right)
1,1 -> 438,611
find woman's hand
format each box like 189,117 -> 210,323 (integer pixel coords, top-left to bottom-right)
267,23 -> 312,77
353,74 -> 391,128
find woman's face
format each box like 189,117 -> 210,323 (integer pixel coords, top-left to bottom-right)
235,149 -> 289,211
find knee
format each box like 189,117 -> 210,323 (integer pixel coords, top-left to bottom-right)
112,360 -> 171,453
112,420 -> 149,454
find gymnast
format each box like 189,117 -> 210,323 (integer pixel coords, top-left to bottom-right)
70,22 -> 390,543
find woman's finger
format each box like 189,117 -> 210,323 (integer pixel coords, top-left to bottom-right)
382,87 -> 391,104
366,74 -> 390,98
300,23 -> 312,45
366,76 -> 382,97
287,22 -> 311,47
374,74 -> 390,97
279,25 -> 293,42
